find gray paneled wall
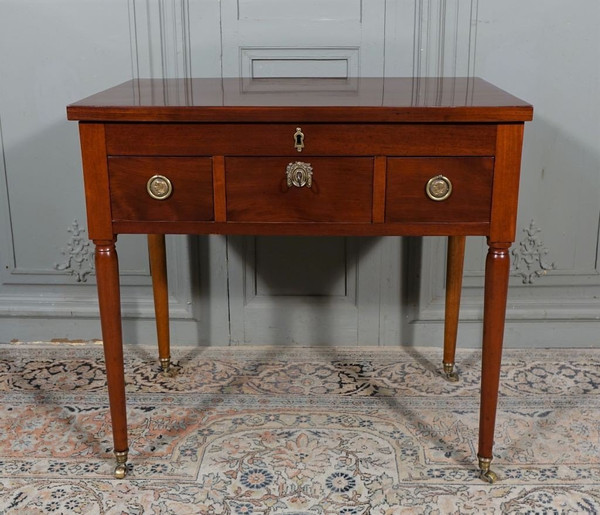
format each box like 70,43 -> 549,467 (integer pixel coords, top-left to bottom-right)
0,0 -> 598,347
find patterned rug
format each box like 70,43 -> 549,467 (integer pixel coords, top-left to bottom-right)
0,343 -> 599,514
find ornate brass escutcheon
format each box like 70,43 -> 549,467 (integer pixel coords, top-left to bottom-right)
426,174 -> 452,201
286,161 -> 313,188
147,175 -> 173,200
293,127 -> 305,152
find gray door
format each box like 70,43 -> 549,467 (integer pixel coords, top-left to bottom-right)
220,0 -> 387,345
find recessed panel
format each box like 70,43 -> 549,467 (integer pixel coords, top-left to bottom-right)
252,58 -> 349,79
240,48 -> 359,91
254,236 -> 348,297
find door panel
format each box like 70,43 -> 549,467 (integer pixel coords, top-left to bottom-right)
254,237 -> 348,297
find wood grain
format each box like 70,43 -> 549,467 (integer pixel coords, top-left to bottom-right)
490,124 -> 526,243
443,235 -> 466,367
105,123 -> 496,157
108,157 -> 214,222
148,234 -> 170,365
372,156 -> 386,223
478,243 -> 511,460
67,78 -> 533,123
386,157 -> 494,223
79,124 -> 112,240
112,220 -> 490,237
94,241 -> 128,454
213,156 -> 227,222
225,157 -> 373,223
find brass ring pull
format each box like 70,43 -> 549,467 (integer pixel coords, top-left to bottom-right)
426,174 -> 452,201
286,161 -> 313,188
147,174 -> 173,200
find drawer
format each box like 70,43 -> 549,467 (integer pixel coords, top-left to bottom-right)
226,157 -> 373,222
105,123 -> 496,157
385,157 -> 494,223
108,157 -> 214,221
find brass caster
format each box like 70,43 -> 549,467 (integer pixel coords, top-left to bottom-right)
160,357 -> 171,373
114,463 -> 128,479
443,362 -> 459,382
480,469 -> 498,484
478,455 -> 498,484
114,450 -> 128,479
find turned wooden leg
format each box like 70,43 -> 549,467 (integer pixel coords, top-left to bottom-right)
443,235 -> 466,382
477,242 -> 511,484
95,240 -> 129,479
148,234 -> 171,372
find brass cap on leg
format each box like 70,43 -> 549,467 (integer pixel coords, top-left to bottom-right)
443,362 -> 459,382
160,357 -> 171,373
114,450 -> 129,479
477,455 -> 498,484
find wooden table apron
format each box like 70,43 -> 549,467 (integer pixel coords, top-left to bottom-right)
67,78 -> 532,481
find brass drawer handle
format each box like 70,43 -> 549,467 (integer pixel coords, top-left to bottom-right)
293,127 -> 305,152
286,161 -> 313,188
426,174 -> 452,201
147,174 -> 173,200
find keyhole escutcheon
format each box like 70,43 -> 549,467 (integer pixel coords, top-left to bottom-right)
294,127 -> 305,152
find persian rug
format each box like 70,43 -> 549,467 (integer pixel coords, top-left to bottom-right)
0,343 -> 599,514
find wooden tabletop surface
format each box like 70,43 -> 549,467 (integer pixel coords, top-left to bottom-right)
67,77 -> 533,123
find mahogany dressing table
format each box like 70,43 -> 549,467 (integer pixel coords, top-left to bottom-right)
67,77 -> 533,482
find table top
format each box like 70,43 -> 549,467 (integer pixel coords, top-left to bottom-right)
67,77 -> 533,123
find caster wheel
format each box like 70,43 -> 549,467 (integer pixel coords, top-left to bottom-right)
445,371 -> 459,382
113,450 -> 129,479
114,463 -> 128,479
480,469 -> 498,484
443,363 -> 459,382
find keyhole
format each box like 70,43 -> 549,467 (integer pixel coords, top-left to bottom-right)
294,127 -> 305,152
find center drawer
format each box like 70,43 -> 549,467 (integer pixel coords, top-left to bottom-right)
226,157 -> 373,223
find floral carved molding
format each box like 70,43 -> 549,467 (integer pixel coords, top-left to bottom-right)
511,220 -> 556,285
55,220 -> 94,282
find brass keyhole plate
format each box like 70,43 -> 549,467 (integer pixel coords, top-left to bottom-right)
293,127 -> 305,152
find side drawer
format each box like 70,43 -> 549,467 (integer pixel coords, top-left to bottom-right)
108,157 -> 214,221
385,157 -> 494,223
226,157 -> 373,222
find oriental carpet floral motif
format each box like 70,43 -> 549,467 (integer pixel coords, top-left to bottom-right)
0,344 -> 599,514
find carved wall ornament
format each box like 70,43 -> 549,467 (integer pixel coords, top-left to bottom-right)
511,220 -> 556,284
55,219 -> 95,282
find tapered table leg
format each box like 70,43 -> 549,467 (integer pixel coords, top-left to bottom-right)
443,235 -> 466,382
95,240 -> 129,479
477,242 -> 511,483
148,234 -> 171,372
